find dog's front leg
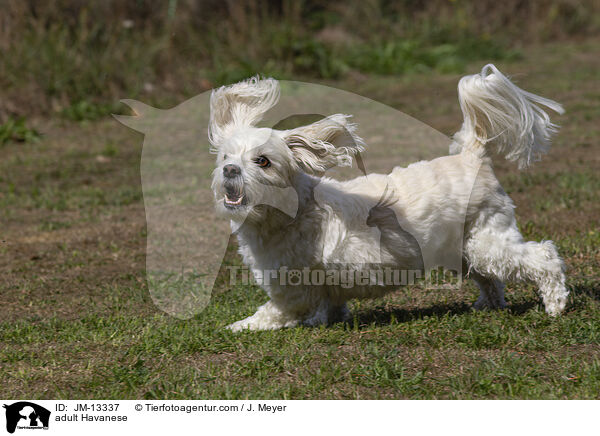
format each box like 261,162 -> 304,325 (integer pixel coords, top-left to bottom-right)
227,300 -> 300,332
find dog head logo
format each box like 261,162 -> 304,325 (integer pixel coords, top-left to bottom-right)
3,402 -> 50,434
115,78 -> 456,319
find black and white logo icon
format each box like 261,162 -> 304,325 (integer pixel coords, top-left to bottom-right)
3,402 -> 50,434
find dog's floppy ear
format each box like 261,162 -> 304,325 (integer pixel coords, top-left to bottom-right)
208,76 -> 280,151
282,114 -> 365,173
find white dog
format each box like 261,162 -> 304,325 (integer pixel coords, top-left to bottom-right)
210,64 -> 568,331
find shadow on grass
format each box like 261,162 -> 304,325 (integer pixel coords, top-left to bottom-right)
349,300 -> 537,327
353,302 -> 471,326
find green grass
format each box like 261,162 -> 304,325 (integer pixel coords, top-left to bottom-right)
61,101 -> 126,122
0,117 -> 40,145
344,37 -> 520,76
1,275 -> 599,399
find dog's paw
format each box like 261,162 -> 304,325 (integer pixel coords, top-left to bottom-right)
226,319 -> 252,332
226,316 -> 299,332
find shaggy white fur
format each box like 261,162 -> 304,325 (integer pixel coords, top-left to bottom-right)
209,65 -> 569,331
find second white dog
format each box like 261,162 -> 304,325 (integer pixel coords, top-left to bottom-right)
210,65 -> 568,331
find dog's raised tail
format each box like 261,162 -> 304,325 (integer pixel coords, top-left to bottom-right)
451,64 -> 564,169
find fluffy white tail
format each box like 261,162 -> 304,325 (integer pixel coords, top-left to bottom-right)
451,64 -> 564,168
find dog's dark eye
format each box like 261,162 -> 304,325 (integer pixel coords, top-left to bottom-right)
254,156 -> 271,168
223,154 -> 228,160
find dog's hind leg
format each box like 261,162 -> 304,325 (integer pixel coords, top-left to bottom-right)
469,270 -> 507,310
303,301 -> 350,327
465,223 -> 568,316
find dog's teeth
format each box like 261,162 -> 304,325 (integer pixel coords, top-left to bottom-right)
225,194 -> 244,205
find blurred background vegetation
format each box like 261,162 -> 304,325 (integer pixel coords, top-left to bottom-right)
0,0 -> 598,121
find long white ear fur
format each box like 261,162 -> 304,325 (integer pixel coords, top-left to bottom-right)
208,76 -> 280,151
282,114 -> 365,173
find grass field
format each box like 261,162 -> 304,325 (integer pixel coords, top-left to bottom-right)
1,38 -> 599,399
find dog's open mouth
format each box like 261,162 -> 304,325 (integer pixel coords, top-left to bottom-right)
224,188 -> 246,208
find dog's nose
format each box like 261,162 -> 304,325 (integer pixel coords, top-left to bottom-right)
223,164 -> 241,178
